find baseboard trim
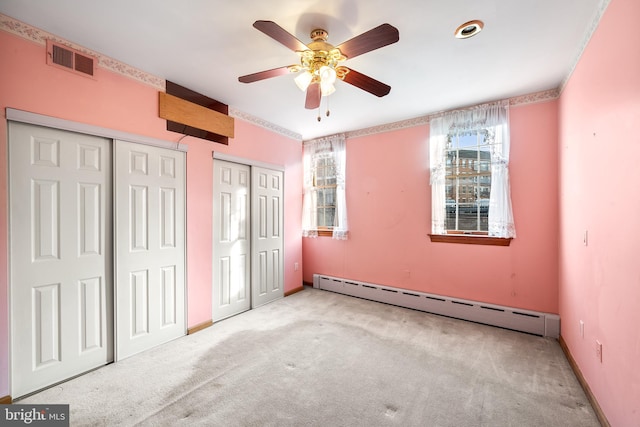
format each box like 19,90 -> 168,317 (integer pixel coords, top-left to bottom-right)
285,286 -> 304,297
187,320 -> 213,335
303,281 -> 313,288
314,274 -> 560,337
0,395 -> 12,404
559,336 -> 610,427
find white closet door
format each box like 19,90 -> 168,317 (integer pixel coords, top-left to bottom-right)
9,122 -> 113,397
212,160 -> 251,321
251,166 -> 284,308
114,140 -> 186,360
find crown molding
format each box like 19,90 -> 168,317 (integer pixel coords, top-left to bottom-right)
559,0 -> 611,92
342,87 -> 560,141
508,88 -> 560,107
0,13 -> 165,90
229,107 -> 302,141
345,116 -> 430,140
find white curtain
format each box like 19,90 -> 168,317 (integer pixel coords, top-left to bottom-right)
302,134 -> 348,239
331,136 -> 349,239
301,140 -> 319,238
429,100 -> 515,238
429,119 -> 448,235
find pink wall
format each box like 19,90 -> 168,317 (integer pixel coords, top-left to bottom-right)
303,100 -> 560,313
5,4 -> 637,421
558,0 -> 640,424
0,30 -> 302,398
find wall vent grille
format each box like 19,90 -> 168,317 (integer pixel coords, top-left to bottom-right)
313,274 -> 560,337
47,40 -> 95,78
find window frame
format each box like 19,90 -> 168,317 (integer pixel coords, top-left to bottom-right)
313,153 -> 337,235
302,134 -> 348,239
444,129 -> 493,235
428,101 -> 514,246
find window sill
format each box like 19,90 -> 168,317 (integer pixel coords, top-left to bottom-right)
428,234 -> 512,246
318,229 -> 333,237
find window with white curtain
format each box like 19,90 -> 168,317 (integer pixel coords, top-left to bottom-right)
429,100 -> 515,240
302,134 -> 348,239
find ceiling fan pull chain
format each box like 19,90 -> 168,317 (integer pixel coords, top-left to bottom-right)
317,102 -> 322,122
326,96 -> 331,117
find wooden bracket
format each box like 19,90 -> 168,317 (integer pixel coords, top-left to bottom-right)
159,92 -> 234,139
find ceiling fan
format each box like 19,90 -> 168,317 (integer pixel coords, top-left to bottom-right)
238,20 -> 399,116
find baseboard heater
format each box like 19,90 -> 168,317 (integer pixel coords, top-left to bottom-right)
313,274 -> 560,338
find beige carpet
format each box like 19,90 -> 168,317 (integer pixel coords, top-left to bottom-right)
20,288 -> 599,426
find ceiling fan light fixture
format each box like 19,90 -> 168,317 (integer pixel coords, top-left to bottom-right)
320,81 -> 336,96
454,20 -> 484,39
319,65 -> 337,85
294,71 -> 313,91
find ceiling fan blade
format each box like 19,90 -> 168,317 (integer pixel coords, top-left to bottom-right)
238,66 -> 293,83
336,23 -> 399,59
305,82 -> 321,109
253,20 -> 309,52
342,68 -> 391,97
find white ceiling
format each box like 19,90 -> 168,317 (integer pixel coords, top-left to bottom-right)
0,0 -> 604,140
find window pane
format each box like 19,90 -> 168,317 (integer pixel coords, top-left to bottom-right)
479,209 -> 489,231
446,207 -> 457,230
446,151 -> 456,169
312,153 -> 338,231
459,176 -> 474,192
458,203 -> 478,231
443,129 -> 493,233
445,178 -> 455,202
320,207 -> 334,227
324,188 -> 335,205
458,133 -> 477,149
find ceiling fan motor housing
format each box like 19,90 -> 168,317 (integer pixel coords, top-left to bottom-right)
310,28 -> 329,42
299,29 -> 347,82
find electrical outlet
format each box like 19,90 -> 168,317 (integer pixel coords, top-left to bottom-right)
294,262 -> 299,271
579,320 -> 584,338
596,340 -> 602,363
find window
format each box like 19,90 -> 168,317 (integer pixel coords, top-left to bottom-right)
302,134 -> 348,239
429,100 -> 515,243
445,129 -> 492,233
314,154 -> 337,229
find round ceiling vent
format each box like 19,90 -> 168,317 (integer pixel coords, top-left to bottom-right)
454,20 -> 484,39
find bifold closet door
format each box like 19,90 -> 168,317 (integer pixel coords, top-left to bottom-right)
114,140 -> 186,360
212,160 -> 251,321
251,166 -> 284,308
9,122 -> 113,397
212,161 -> 284,319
